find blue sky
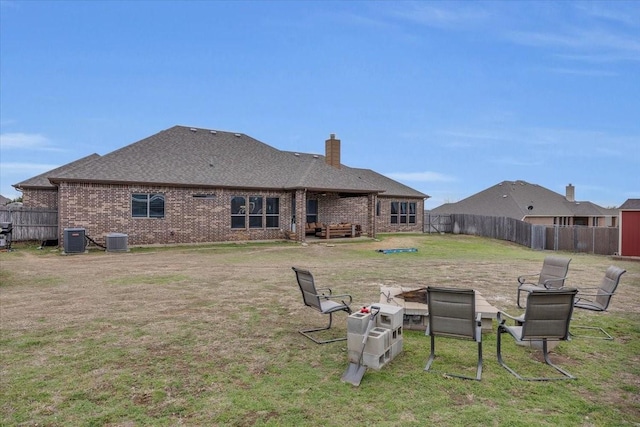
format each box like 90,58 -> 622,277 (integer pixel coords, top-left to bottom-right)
1,0 -> 638,209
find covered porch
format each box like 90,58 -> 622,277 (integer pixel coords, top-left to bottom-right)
290,189 -> 377,243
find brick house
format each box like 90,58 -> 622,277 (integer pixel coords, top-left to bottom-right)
430,180 -> 618,227
14,126 -> 428,246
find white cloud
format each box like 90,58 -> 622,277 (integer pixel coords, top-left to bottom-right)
438,129 -> 513,142
0,162 -> 60,173
392,3 -> 489,30
384,171 -> 455,182
437,125 -> 637,154
574,2 -> 640,27
489,156 -> 543,167
508,27 -> 640,63
546,67 -> 617,77
0,132 -> 56,150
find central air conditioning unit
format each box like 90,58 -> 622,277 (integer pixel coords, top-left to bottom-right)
63,228 -> 87,254
106,232 -> 129,252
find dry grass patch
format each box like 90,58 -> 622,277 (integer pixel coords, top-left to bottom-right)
1,234 -> 639,426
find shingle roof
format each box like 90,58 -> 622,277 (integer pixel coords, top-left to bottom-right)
14,154 -> 101,189
17,126 -> 428,198
619,199 -> 640,210
350,168 -> 428,198
430,180 -> 615,219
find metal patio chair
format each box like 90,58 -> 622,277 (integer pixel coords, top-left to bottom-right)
497,288 -> 578,381
572,266 -> 626,340
292,267 -> 353,344
517,256 -> 571,308
424,287 -> 483,381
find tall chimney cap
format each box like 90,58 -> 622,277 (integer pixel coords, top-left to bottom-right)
325,133 -> 341,168
565,183 -> 575,202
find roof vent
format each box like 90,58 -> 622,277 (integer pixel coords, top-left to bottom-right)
313,155 -> 319,159
234,133 -> 241,137
190,128 -> 197,132
294,153 -> 300,156
210,130 -> 217,135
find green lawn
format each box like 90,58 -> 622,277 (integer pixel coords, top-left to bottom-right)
1,234 -> 639,426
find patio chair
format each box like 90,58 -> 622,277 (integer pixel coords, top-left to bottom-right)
292,267 -> 353,344
572,266 -> 626,340
517,256 -> 571,308
424,287 -> 482,381
497,288 -> 578,381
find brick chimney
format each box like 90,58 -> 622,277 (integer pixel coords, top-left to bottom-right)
325,133 -> 341,169
566,183 -> 575,202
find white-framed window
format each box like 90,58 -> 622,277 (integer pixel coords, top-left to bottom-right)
132,193 -> 165,218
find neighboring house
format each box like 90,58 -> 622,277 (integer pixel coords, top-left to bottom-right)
430,180 -> 618,227
0,195 -> 11,205
14,126 -> 428,246
619,199 -> 640,257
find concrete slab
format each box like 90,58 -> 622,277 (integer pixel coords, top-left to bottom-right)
379,286 -> 499,332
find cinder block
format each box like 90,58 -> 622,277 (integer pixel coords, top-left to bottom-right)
481,317 -> 493,333
390,326 -> 403,344
362,350 -> 391,370
375,303 -> 404,330
348,349 -> 363,364
517,339 -> 560,351
374,327 -> 391,348
391,339 -> 403,359
347,332 -> 365,353
347,311 -> 371,335
403,314 -> 428,331
348,349 -> 388,368
364,328 -> 389,355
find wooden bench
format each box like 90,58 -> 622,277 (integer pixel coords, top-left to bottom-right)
316,223 -> 361,239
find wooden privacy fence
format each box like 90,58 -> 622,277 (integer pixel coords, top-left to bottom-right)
0,207 -> 58,242
425,213 -> 618,255
545,226 -> 619,255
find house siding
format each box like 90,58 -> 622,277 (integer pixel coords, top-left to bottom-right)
376,197 -> 424,233
317,193 -> 369,229
523,217 -> 553,226
295,192 -> 373,241
27,183 -> 424,246
22,188 -> 58,209
57,182 -> 293,246
299,194 -> 424,238
523,216 -> 616,227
